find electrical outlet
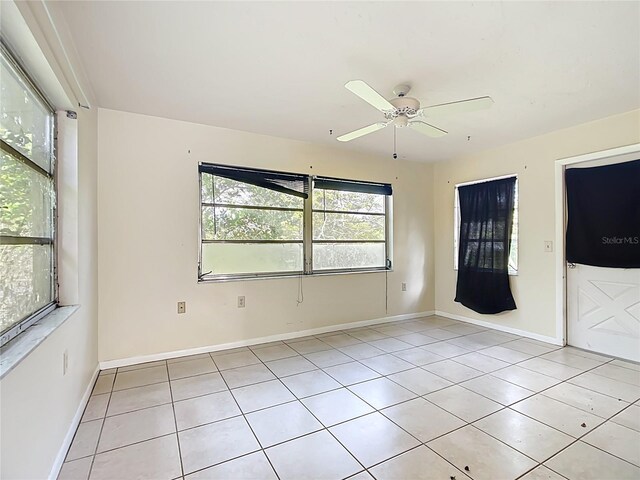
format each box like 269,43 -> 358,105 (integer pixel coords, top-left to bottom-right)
544,241 -> 553,253
238,296 -> 246,308
63,349 -> 68,375
177,301 -> 186,314
401,282 -> 407,292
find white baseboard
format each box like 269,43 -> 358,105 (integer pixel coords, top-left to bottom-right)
100,310 -> 436,370
49,364 -> 100,480
435,310 -> 562,346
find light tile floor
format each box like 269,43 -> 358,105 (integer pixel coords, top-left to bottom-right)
59,316 -> 640,480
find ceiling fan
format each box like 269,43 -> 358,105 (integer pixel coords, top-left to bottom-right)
337,80 -> 494,142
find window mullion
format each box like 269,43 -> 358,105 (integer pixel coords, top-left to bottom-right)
303,177 -> 313,274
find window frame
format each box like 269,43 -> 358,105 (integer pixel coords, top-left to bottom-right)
453,174 -> 519,276
198,163 -> 393,282
0,41 -> 58,347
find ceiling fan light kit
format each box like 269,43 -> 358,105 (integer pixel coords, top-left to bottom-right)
337,80 -> 494,153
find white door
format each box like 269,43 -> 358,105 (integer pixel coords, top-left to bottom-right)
567,264 -> 640,361
566,154 -> 640,361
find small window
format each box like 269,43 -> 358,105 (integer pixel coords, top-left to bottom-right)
312,178 -> 390,271
454,177 -> 518,275
0,43 -> 57,346
198,164 -> 392,280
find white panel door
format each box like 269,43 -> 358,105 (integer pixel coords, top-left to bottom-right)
567,264 -> 640,361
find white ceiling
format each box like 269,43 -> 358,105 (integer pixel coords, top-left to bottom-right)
57,1 -> 640,162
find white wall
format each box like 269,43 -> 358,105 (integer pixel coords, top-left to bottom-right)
0,106 -> 99,480
433,109 -> 640,340
97,109 -> 435,362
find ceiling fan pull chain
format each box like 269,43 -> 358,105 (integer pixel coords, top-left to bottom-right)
393,126 -> 398,159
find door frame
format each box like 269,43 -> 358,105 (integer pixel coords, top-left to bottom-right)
554,143 -> 640,347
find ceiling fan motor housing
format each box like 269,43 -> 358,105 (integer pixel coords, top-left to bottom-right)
386,96 -> 420,126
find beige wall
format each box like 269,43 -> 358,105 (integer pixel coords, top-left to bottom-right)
433,109 -> 640,339
97,109 -> 435,362
0,107 -> 99,480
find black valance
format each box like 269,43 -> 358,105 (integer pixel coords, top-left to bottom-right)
566,159 -> 640,268
314,177 -> 392,196
199,163 -> 309,199
454,177 -> 517,314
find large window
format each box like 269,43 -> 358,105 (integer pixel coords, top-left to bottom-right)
454,176 -> 518,275
199,164 -> 392,280
0,44 -> 56,345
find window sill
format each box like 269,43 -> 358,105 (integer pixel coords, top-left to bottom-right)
199,268 -> 392,283
0,305 -> 80,380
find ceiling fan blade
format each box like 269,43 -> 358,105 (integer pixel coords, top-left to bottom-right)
419,96 -> 494,117
345,80 -> 395,112
408,121 -> 448,138
336,122 -> 389,142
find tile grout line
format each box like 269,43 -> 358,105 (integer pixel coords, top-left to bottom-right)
164,361 -> 186,479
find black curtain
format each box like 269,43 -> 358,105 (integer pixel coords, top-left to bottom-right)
566,160 -> 640,268
454,177 -> 517,314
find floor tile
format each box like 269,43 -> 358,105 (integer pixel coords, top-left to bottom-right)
425,385 -> 501,422
304,349 -> 353,368
443,323 -> 486,335
453,352 -> 510,373
246,401 -> 322,447
421,341 -> 470,358
393,332 -> 438,347
610,359 -> 640,371
107,382 -> 172,416
368,337 -> 412,353
582,421 -> 640,466
519,357 -> 584,380
90,434 -> 181,480
118,360 -> 167,373
323,362 -> 380,386
339,342 -> 385,360
478,345 -> 534,363
511,394 -> 605,437
428,425 -> 537,480
82,394 -> 109,422
167,353 -> 212,364
212,350 -> 260,371
167,357 -> 217,380
360,354 -> 414,375
369,445 -> 467,480
58,457 -> 93,480
491,365 -> 561,392
422,359 -> 483,383
372,324 -> 413,336
321,333 -> 361,348
287,338 -> 331,355
562,346 -> 613,362
391,347 -> 444,366
220,363 -> 276,389
231,380 -> 295,413
346,471 -> 374,480
99,368 -> 116,376
265,430 -> 361,480
503,339 -> 557,356
423,328 -> 461,341
542,381 -> 629,418
381,397 -> 465,442
592,363 -> 640,386
545,441 -> 640,479
280,369 -> 341,398
519,465 -> 566,480
92,374 -> 114,395
266,355 -> 316,377
179,416 -> 260,474
347,329 -> 388,342
474,409 -> 573,462
174,390 -> 240,430
113,365 -> 168,391
540,350 -> 607,370
387,367 -> 452,395
67,419 -> 102,461
397,320 -> 433,332
460,374 -> 534,406
349,377 -> 417,409
568,371 -> 640,403
611,403 -> 640,431
170,372 -> 227,401
252,343 -> 298,362
185,451 -> 277,480
302,388 -> 374,427
330,412 -> 420,467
